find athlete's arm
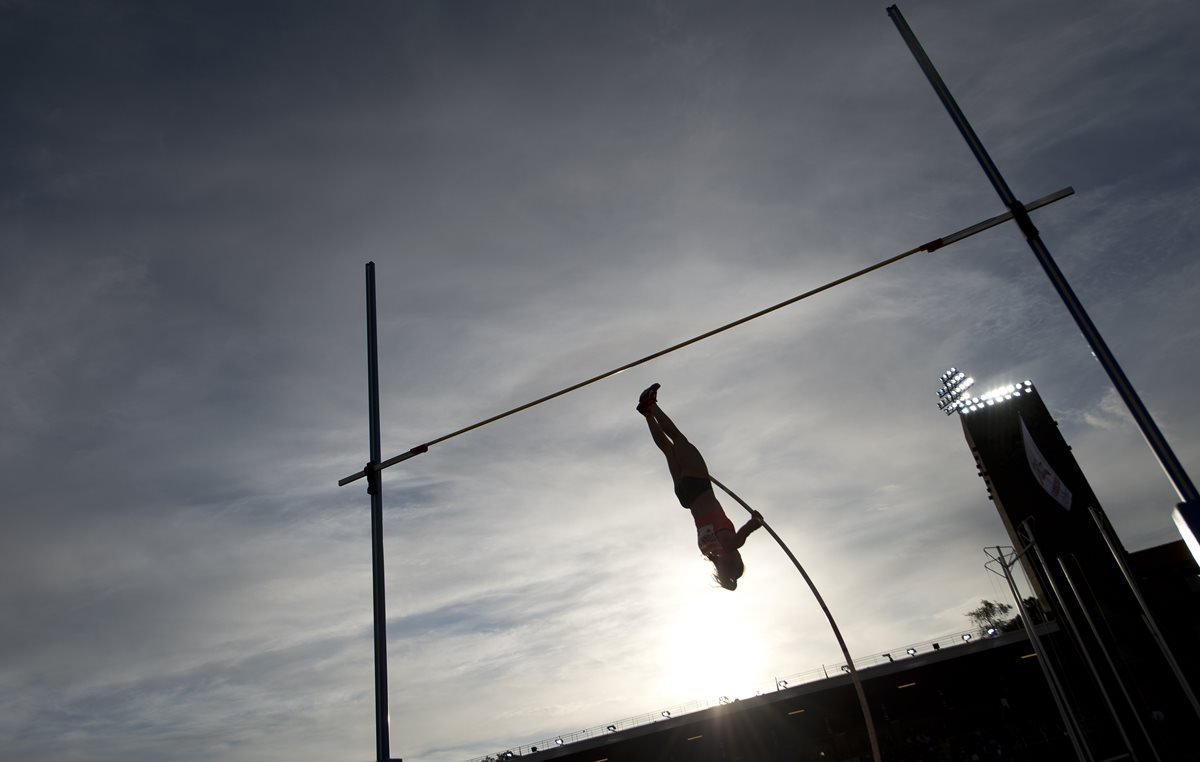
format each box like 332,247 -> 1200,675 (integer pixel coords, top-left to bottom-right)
734,512 -> 764,546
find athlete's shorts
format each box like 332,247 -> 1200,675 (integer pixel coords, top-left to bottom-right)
674,475 -> 713,509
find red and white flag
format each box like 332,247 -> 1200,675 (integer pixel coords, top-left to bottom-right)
1020,416 -> 1072,511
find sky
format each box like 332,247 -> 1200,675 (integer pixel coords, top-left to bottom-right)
2,1 -> 1199,760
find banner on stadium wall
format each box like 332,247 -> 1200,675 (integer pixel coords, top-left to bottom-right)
1020,415 -> 1072,511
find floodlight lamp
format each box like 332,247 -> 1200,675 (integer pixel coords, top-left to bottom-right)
962,634 -> 972,642
503,752 -> 514,759
662,711 -> 671,718
607,725 -> 616,732
906,648 -> 917,656
936,372 -> 964,391
555,738 -> 564,746
977,380 -> 1040,408
936,367 -> 978,417
986,627 -> 997,637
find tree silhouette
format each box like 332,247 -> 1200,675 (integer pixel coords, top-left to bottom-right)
965,597 -> 1044,635
966,599 -> 1013,635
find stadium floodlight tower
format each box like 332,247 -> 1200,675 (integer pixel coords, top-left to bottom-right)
939,368 -> 1200,755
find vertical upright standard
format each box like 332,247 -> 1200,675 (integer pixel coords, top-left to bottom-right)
886,4 -> 1199,515
888,2 -> 1200,723
364,262 -> 392,761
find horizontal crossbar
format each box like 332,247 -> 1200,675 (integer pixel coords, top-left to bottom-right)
338,186 -> 1074,487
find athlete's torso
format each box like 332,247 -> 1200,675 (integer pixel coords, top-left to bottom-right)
692,502 -> 735,557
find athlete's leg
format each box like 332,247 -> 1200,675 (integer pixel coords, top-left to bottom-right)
648,402 -> 687,443
646,405 -> 709,476
672,439 -> 709,477
644,412 -> 674,455
644,410 -> 680,478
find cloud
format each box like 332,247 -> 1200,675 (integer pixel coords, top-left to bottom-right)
2,2 -> 1198,761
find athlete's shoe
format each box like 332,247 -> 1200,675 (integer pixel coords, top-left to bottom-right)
636,383 -> 661,415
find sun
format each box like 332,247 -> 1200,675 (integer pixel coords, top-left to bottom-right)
654,583 -> 769,701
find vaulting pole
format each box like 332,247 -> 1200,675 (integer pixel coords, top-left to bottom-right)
887,5 -> 1200,556
364,262 -> 392,762
709,477 -> 883,762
